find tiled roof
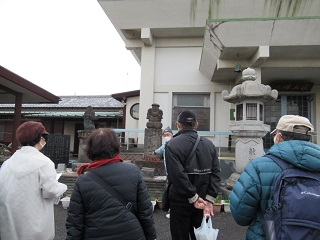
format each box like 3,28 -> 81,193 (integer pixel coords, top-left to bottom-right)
0,95 -> 124,109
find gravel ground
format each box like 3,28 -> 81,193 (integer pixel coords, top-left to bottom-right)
54,203 -> 247,240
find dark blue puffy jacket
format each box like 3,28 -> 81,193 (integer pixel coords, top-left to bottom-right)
229,140 -> 320,240
66,162 -> 156,240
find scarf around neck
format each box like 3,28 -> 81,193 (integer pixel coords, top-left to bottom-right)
77,154 -> 123,175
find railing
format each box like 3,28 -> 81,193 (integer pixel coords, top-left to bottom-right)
113,128 -> 144,151
196,131 -> 234,158
113,129 -> 235,158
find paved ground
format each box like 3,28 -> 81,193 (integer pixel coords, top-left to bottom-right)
54,203 -> 247,240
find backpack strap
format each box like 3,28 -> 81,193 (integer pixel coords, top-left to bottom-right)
265,154 -> 294,170
260,155 -> 289,229
180,135 -> 201,175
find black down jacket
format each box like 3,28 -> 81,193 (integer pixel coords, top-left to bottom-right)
66,162 -> 156,240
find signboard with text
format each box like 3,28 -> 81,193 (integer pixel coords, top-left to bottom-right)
41,134 -> 70,168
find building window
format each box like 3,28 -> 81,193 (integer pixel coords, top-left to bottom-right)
130,103 -> 139,120
236,104 -> 243,121
172,93 -> 210,131
246,103 -> 257,120
259,104 -> 263,121
263,95 -> 311,150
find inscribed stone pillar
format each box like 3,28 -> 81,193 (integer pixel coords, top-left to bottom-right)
143,103 -> 163,161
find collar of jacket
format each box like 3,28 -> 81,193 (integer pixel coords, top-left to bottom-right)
173,128 -> 197,138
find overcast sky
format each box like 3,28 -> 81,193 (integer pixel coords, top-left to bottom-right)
0,0 -> 141,96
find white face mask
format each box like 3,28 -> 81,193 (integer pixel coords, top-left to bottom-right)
39,142 -> 46,148
164,136 -> 171,142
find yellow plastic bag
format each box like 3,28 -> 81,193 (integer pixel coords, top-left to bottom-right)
194,216 -> 219,240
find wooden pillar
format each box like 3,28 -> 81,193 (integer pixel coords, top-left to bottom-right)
12,93 -> 22,153
121,97 -> 127,144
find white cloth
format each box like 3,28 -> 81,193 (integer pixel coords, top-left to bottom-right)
0,146 -> 67,240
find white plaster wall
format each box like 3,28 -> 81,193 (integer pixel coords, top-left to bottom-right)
214,92 -> 231,131
154,92 -> 171,130
154,47 -> 209,88
213,92 -> 232,147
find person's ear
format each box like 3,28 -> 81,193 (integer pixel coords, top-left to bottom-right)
277,133 -> 284,142
194,121 -> 199,129
274,132 -> 283,144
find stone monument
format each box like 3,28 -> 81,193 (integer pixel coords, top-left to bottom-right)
139,103 -> 166,196
221,67 -> 278,196
144,103 -> 163,161
133,103 -> 166,177
83,106 -> 98,130
77,106 -> 99,163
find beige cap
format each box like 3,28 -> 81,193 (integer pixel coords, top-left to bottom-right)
271,115 -> 315,136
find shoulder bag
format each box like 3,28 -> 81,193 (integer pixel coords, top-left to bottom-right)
87,170 -> 137,215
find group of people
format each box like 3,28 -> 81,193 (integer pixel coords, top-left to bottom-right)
0,121 -> 157,240
0,110 -> 319,240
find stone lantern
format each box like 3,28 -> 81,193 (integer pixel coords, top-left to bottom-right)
221,68 -> 278,195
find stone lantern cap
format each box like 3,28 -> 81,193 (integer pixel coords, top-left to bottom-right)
222,68 -> 278,103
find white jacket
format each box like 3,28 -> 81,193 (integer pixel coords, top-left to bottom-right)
0,146 -> 67,240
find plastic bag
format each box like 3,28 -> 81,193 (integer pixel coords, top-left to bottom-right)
194,216 -> 219,240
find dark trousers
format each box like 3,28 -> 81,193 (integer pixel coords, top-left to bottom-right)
170,203 -> 203,240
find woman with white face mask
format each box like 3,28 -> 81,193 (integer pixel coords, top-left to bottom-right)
152,126 -> 173,176
152,126 -> 173,218
0,121 -> 67,240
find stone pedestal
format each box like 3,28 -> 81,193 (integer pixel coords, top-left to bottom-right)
133,160 -> 166,176
230,122 -> 270,173
77,129 -> 94,163
234,137 -> 264,172
141,167 -> 155,179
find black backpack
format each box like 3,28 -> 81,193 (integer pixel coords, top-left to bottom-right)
263,155 -> 320,240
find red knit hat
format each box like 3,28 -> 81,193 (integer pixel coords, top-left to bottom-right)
16,121 -> 49,144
